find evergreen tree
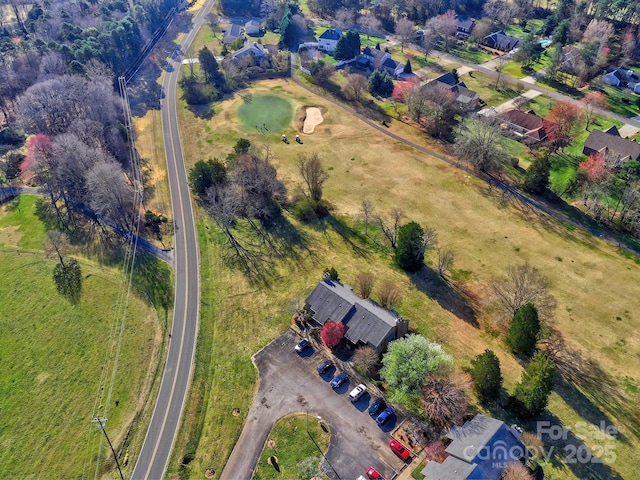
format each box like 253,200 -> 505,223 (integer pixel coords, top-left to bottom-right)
470,349 -> 503,401
198,46 -> 225,89
334,30 -> 361,60
511,351 -> 556,417
514,31 -> 542,69
523,153 -> 551,195
506,303 -> 541,356
189,159 -> 227,196
404,59 -> 412,74
553,19 -> 570,46
368,69 -> 394,97
395,221 -> 426,272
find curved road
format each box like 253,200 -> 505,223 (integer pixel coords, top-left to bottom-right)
131,1 -> 215,477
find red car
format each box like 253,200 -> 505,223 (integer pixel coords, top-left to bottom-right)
389,439 -> 411,460
366,467 -> 382,479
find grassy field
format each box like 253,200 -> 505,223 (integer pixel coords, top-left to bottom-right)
253,414 -> 330,480
447,42 -> 494,63
165,75 -> 640,479
0,195 -> 163,479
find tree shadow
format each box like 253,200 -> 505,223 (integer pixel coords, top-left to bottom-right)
317,215 -> 370,258
409,267 -> 478,327
186,102 -> 215,120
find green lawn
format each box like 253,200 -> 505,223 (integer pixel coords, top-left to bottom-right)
459,71 -> 523,107
525,95 -> 554,117
447,42 -> 494,63
253,414 -> 330,480
502,50 -> 551,80
237,94 -> 294,134
504,19 -> 544,38
0,195 -> 162,479
600,84 -> 640,118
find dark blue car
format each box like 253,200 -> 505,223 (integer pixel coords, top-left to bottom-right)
376,407 -> 394,425
317,359 -> 334,374
330,372 -> 348,389
368,397 -> 386,417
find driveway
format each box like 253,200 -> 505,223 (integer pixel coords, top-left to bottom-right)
220,330 -> 408,480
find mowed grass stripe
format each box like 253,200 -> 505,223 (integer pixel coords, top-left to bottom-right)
0,196 -> 161,478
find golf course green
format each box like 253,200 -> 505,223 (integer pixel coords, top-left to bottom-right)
237,94 -> 294,134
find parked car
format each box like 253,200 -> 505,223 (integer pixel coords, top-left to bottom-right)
349,384 -> 367,401
295,338 -> 310,353
389,439 -> 411,460
375,407 -> 394,425
368,397 -> 386,417
330,371 -> 348,389
366,467 -> 383,479
317,359 -> 333,374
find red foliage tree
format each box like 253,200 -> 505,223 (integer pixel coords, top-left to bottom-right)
320,319 -> 345,349
578,153 -> 608,183
21,134 -> 54,178
547,101 -> 584,150
392,77 -> 419,103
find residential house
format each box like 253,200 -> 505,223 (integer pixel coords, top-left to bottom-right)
318,28 -> 342,54
232,42 -> 268,62
223,23 -> 243,45
362,46 -> 391,67
455,16 -> 475,38
421,415 -> 529,480
603,66 -> 640,94
498,108 -> 558,143
382,57 -> 405,77
305,276 -> 409,354
483,31 -> 520,52
245,19 -> 261,36
583,126 -> 640,161
428,72 -> 481,110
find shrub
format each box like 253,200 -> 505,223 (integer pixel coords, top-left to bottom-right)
469,349 -> 503,401
320,319 -> 345,348
506,303 -> 540,356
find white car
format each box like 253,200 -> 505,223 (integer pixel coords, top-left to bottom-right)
349,384 -> 367,401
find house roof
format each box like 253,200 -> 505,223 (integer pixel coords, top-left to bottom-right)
224,24 -> 242,38
484,31 -> 520,51
583,129 -> 640,161
421,456 -> 478,480
233,42 -> 266,59
500,109 -> 558,140
305,280 -> 400,349
456,16 -> 475,31
382,57 -> 400,69
435,72 -> 458,86
319,28 -> 342,40
363,46 -> 388,61
606,66 -> 640,83
445,415 -> 528,480
453,85 -> 479,104
245,20 -> 260,27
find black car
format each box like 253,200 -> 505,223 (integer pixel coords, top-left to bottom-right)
317,359 -> 334,374
368,397 -> 386,417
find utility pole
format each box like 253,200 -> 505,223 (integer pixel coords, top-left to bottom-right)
92,417 -> 125,480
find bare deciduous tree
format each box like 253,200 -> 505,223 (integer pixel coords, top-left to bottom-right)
353,346 -> 379,377
44,230 -> 71,265
502,462 -> 534,480
377,280 -> 402,309
437,247 -> 455,277
376,207 -> 404,249
395,19 -> 415,52
361,198 -> 374,236
421,374 -> 470,429
355,271 -> 375,298
233,152 -> 286,220
298,152 -> 328,203
335,8 -> 354,30
490,263 -> 557,323
85,160 -> 135,230
357,15 -> 382,39
343,73 -> 368,102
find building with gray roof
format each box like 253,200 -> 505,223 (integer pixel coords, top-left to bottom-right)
305,277 -> 409,354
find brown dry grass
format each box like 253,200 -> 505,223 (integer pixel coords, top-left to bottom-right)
171,78 -> 640,478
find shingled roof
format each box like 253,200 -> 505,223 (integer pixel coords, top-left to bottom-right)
305,279 -> 405,352
583,128 -> 640,161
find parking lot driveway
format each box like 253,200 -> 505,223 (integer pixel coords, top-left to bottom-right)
220,330 -> 406,480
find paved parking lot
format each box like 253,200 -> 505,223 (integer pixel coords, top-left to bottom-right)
221,329 -> 408,480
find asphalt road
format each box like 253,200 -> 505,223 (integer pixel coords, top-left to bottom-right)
220,330 -> 407,480
130,1 -> 215,477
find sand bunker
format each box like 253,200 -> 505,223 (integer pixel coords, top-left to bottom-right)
302,107 -> 323,134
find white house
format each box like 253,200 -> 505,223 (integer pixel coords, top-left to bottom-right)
245,20 -> 261,36
318,28 -> 342,54
603,66 -> 640,93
